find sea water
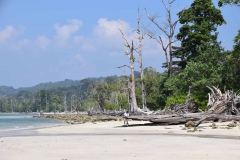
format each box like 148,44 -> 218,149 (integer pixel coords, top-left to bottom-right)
0,113 -> 66,131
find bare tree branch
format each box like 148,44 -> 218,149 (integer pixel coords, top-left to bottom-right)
145,0 -> 185,77
118,23 -> 140,113
166,39 -> 179,49
118,28 -> 130,49
118,65 -> 132,69
169,0 -> 176,4
145,8 -> 170,37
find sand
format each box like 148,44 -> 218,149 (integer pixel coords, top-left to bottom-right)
1,121 -> 240,160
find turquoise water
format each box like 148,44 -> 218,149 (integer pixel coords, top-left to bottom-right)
0,113 -> 66,131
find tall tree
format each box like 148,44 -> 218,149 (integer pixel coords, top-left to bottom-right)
87,83 -> 111,111
135,8 -> 147,110
118,27 -> 139,113
223,30 -> 240,90
145,0 -> 185,77
165,42 -> 225,109
176,0 -> 225,68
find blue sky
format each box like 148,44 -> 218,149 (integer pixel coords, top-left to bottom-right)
0,0 -> 239,88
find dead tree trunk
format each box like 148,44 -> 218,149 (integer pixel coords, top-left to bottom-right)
136,8 -> 147,111
125,87 -> 240,127
129,41 -> 138,113
64,95 -> 67,113
145,0 -> 185,77
118,27 -> 140,113
11,99 -> 13,113
206,86 -> 240,115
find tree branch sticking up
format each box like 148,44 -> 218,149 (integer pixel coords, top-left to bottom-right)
118,23 -> 140,113
145,0 -> 186,77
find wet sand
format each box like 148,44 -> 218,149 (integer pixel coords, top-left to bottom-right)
0,121 -> 240,160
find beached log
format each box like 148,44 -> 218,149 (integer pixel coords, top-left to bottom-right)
151,87 -> 240,126
127,111 -> 240,126
195,114 -> 240,127
152,96 -> 198,115
206,86 -> 240,115
87,110 -> 125,116
97,117 -> 118,121
87,87 -> 240,126
127,113 -> 204,125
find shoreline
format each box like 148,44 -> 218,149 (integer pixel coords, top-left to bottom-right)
1,121 -> 240,160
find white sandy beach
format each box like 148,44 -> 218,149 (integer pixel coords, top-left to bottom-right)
1,121 -> 240,160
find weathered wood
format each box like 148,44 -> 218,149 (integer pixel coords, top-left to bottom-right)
195,114 -> 240,127
91,87 -> 240,127
127,113 -> 203,124
119,26 -> 140,113
88,110 -> 125,116
207,86 -> 240,115
128,113 -> 240,126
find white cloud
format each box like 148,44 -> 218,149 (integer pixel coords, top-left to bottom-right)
73,36 -> 95,51
0,18 -> 166,67
142,35 -> 166,57
10,38 -> 31,51
35,35 -> 51,49
93,18 -> 134,48
81,42 -> 95,51
75,54 -> 87,66
94,18 -> 131,38
0,25 -> 24,43
73,35 -> 84,43
93,18 -> 165,58
54,19 -> 82,47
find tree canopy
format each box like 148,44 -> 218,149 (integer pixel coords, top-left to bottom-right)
176,0 -> 226,68
218,0 -> 240,6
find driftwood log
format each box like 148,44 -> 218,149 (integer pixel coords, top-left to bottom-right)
152,96 -> 198,115
126,86 -> 240,127
88,110 -> 125,116
206,86 -> 240,115
127,113 -> 240,126
88,86 -> 240,127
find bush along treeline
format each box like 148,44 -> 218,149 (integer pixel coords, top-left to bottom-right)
0,69 -> 162,113
0,0 -> 239,113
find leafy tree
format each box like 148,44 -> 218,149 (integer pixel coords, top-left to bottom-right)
233,30 -> 240,51
141,67 -> 167,110
223,30 -> 240,90
87,83 -> 112,111
176,0 -> 225,68
218,0 -> 240,6
156,73 -> 171,109
165,42 -> 225,109
80,99 -> 98,111
117,93 -> 128,110
0,86 -> 17,96
0,97 -> 9,112
165,94 -> 187,107
80,78 -> 95,93
105,76 -> 118,85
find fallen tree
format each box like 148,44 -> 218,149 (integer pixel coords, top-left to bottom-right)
152,96 -> 198,115
206,86 -> 240,115
87,86 -> 240,127
126,86 -> 240,127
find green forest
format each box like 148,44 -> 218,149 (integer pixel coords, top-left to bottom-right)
0,0 -> 239,113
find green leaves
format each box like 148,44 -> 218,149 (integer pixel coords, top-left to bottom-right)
165,42 -> 225,109
218,0 -> 240,7
166,94 -> 187,107
176,0 -> 225,65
